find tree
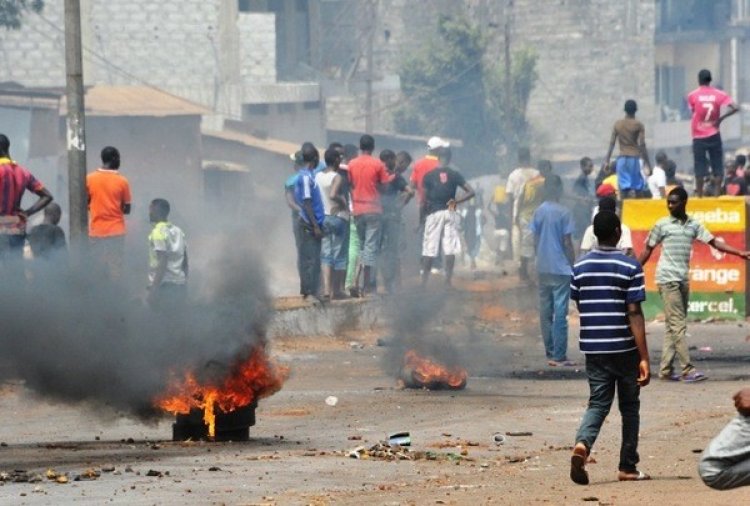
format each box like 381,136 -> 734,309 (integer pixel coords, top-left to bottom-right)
0,0 -> 43,30
393,14 -> 537,175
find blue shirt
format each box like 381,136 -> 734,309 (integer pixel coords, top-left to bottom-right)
294,169 -> 325,227
570,248 -> 646,354
529,201 -> 575,275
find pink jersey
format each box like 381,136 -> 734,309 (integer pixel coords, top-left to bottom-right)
687,86 -> 733,139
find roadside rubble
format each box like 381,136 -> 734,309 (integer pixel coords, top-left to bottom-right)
345,441 -> 473,463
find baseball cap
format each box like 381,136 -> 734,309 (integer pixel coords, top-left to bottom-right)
289,150 -> 304,165
427,136 -> 450,150
596,183 -> 616,198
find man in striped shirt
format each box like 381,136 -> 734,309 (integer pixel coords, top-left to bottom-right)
569,211 -> 651,484
639,186 -> 750,383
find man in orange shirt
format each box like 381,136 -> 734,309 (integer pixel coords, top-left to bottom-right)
86,146 -> 132,280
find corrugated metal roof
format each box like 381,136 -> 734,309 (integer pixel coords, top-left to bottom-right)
203,129 -> 299,157
63,85 -> 210,117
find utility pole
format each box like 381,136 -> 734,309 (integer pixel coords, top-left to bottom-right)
364,0 -> 375,134
503,0 -> 514,160
64,0 -> 88,252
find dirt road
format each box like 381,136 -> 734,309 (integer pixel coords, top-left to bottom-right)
1,277 -> 748,505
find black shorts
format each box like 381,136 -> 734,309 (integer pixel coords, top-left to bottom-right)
692,133 -> 723,179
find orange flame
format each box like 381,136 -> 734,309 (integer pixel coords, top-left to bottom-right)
154,345 -> 289,437
402,349 -> 467,390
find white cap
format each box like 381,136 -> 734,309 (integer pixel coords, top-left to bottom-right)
427,136 -> 450,150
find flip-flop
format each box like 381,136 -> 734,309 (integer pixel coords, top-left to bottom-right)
570,447 -> 589,485
618,470 -> 651,481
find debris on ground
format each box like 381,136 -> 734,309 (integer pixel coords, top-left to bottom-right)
325,396 -> 338,407
506,431 -> 533,437
74,468 -> 101,481
145,469 -> 163,477
345,441 -> 473,463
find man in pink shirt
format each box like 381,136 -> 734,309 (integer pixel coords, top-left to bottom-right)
687,69 -> 738,197
348,134 -> 394,296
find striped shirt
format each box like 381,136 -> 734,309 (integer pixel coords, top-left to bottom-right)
647,216 -> 713,284
0,157 -> 44,235
570,248 -> 646,354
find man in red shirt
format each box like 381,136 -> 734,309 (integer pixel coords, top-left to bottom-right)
410,136 -> 449,223
0,134 -> 53,276
687,69 -> 738,197
347,134 -> 394,296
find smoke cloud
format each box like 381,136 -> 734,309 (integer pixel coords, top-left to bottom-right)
0,242 -> 272,421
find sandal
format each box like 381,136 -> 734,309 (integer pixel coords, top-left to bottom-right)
570,444 -> 589,485
618,470 -> 651,481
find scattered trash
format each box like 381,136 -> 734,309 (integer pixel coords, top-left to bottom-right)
493,433 -> 506,445
55,475 -> 68,484
347,446 -> 365,459
582,497 -> 599,502
506,431 -> 533,437
500,332 -> 523,337
698,346 -> 712,352
348,435 -> 362,441
387,432 -> 411,447
101,465 -> 115,473
701,317 -> 716,324
692,449 -> 703,454
345,441 -> 470,463
325,396 -> 339,407
349,341 -> 364,350
208,467 -> 221,472
75,469 -> 100,481
145,470 -> 163,478
506,455 -> 527,463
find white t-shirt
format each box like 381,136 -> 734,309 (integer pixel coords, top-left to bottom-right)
648,166 -> 667,199
580,223 -> 633,252
505,167 -> 539,217
315,170 -> 349,220
148,221 -> 187,285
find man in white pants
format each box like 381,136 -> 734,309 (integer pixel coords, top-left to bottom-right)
420,147 -> 475,288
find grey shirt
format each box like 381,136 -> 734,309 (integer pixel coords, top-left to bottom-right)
647,216 -> 713,284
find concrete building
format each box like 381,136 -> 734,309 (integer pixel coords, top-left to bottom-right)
0,0 -> 324,143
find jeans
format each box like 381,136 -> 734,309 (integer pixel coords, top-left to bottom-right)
699,415 -> 750,490
291,212 -> 302,293
296,219 -> 321,296
321,215 -> 349,271
658,281 -> 694,376
575,350 -> 641,473
538,273 -> 570,361
354,213 -> 382,267
693,133 -> 723,179
379,214 -> 402,291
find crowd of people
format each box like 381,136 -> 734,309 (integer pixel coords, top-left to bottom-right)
284,134 -> 477,303
0,135 -> 187,309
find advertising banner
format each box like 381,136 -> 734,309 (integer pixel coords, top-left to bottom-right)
622,197 -> 746,320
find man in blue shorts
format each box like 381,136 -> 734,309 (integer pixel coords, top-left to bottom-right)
604,100 -> 652,198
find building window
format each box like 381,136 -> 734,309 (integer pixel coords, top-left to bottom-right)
277,103 -> 296,114
303,101 -> 320,111
656,0 -> 731,32
238,0 -> 267,13
246,104 -> 269,115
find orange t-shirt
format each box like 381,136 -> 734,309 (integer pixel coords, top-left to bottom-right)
409,155 -> 440,203
86,169 -> 132,237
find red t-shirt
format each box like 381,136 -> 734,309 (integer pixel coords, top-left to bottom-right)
409,155 -> 440,203
0,157 -> 44,234
687,85 -> 733,139
348,154 -> 393,215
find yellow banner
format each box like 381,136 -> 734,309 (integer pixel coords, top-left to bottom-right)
622,197 -> 746,233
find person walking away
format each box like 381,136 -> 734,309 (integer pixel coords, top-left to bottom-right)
421,147 -> 474,288
315,148 -> 350,300
379,150 -> 413,293
529,175 -> 575,366
27,202 -> 67,260
639,187 -> 750,382
572,157 -> 596,243
146,198 -> 187,310
648,151 -> 668,199
86,146 -> 131,280
604,99 -> 652,198
294,145 -> 326,302
699,387 -> 750,490
0,134 -> 53,280
569,210 -> 651,485
505,147 -> 538,278
487,186 -> 511,268
687,69 -> 738,197
516,160 -> 553,282
579,196 -> 634,257
347,135 -> 394,296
